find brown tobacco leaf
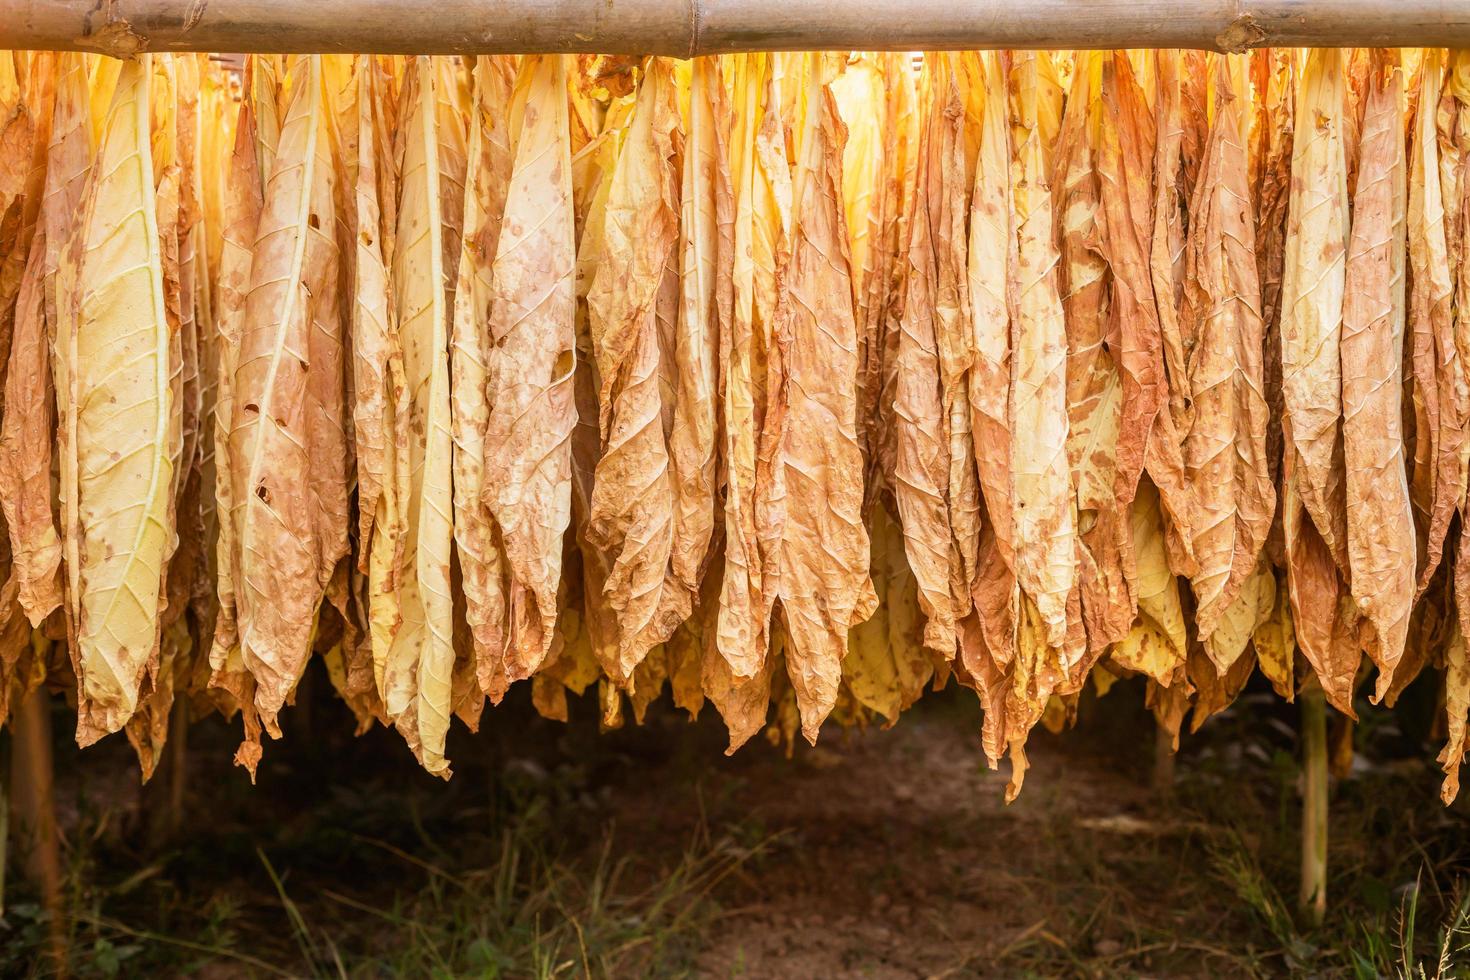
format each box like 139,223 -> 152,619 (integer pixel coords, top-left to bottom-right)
1439,53 -> 1470,288
1008,51 -> 1081,668
1407,52 -> 1460,595
223,56 -> 346,772
0,55 -> 39,379
1284,464 -> 1361,714
355,55 -> 410,578
892,56 -> 959,656
830,55 -> 886,472
1097,52 -> 1195,579
1342,57 -> 1412,700
567,73 -> 638,689
1,54 -> 88,630
1187,616 -> 1261,732
868,55 -> 920,501
1251,49 -> 1295,578
925,55 -> 980,627
1108,481 -> 1186,688
716,54 -> 789,680
1150,51 -> 1195,448
169,55 -> 205,634
1179,56 -> 1275,673
702,530 -> 776,752
1253,49 -> 1295,368
207,57 -> 267,727
1056,52 -> 1131,658
967,50 -> 1017,666
667,55 -> 726,670
774,53 -> 878,742
1252,566 -> 1296,701
586,58 -> 685,680
451,55 -> 516,701
481,54 -> 577,682
0,231 -> 59,625
1279,50 -> 1364,712
1280,48 -> 1351,574
357,56 -> 414,723
1440,625 -> 1470,803
749,57 -> 795,680
893,52 -> 988,663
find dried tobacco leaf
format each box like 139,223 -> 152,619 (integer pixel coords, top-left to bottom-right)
224,56 -> 345,772
206,57 -> 267,726
1056,52 -> 1131,659
774,53 -> 877,742
1280,48 -> 1351,573
61,57 -> 176,745
1008,51 -> 1080,666
481,54 -> 576,683
451,56 -> 516,701
1180,56 -> 1275,673
1342,56 -> 1412,699
586,58 -> 684,680
381,57 -> 464,776
966,50 -> 1017,670
716,54 -> 788,680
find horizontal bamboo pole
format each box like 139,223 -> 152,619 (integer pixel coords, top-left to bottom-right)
1,0 -> 1469,58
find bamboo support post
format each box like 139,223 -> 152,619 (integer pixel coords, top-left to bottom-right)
1152,722 -> 1176,797
168,701 -> 188,820
0,727 -> 8,917
146,700 -> 190,846
1,0 -> 1469,57
1299,683 -> 1328,928
10,689 -> 65,965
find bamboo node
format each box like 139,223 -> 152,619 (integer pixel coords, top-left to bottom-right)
1216,13 -> 1267,53
80,19 -> 148,59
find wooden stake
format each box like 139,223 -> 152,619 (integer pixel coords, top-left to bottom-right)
2,0 -> 1470,58
167,700 -> 188,821
1299,683 -> 1328,928
1152,721 -> 1176,797
11,688 -> 65,966
147,699 -> 191,847
0,726 -> 9,917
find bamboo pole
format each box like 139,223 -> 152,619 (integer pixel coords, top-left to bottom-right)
1299,683 -> 1328,928
1,0 -> 1469,57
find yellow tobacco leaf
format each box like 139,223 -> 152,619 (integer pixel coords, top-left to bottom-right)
61,57 -> 176,745
382,57 -> 461,776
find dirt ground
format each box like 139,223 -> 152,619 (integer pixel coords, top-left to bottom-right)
4,669 -> 1468,977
